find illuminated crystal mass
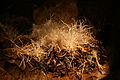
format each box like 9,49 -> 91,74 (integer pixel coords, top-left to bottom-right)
2,20 -> 109,80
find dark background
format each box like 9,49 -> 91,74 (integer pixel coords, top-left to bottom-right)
0,0 -> 120,80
